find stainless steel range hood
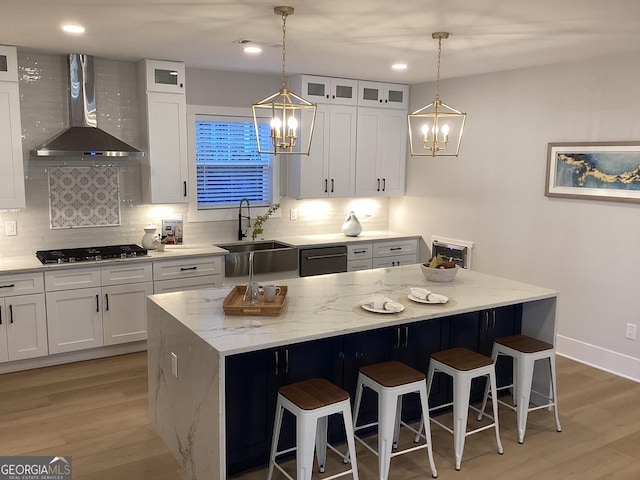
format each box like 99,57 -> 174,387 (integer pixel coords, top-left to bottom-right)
33,54 -> 143,157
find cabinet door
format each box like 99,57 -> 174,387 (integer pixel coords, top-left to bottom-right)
0,81 -> 26,209
102,282 -> 153,345
326,105 -> 357,197
294,75 -> 358,105
4,294 -> 48,361
358,81 -> 408,109
225,338 -> 339,475
225,349 -> 271,475
144,91 -> 188,203
377,109 -> 407,196
392,319 -> 444,420
0,45 -> 18,82
153,275 -> 221,294
372,253 -> 417,268
355,108 -> 383,196
46,287 -> 103,354
355,108 -> 407,197
143,59 -> 185,94
0,300 -> 7,362
290,104 -> 329,198
347,259 -> 372,272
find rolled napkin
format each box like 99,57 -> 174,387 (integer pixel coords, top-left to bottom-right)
410,287 -> 431,300
358,294 -> 404,312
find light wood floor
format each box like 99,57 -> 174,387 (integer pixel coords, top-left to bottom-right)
1,353 -> 639,479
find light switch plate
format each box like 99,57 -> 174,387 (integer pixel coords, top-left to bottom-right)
5,221 -> 17,236
290,208 -> 297,221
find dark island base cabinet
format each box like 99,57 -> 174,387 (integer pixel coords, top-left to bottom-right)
226,305 -> 522,475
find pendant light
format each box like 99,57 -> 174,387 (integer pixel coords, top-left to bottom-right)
252,6 -> 317,155
408,32 -> 466,157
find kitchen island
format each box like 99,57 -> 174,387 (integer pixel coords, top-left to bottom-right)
146,265 -> 557,480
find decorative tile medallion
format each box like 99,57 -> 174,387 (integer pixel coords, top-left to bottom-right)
48,166 -> 121,229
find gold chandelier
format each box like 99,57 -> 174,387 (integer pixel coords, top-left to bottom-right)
408,32 -> 466,157
252,6 -> 317,155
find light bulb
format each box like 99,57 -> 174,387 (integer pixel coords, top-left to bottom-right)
270,117 -> 282,129
442,124 -> 450,135
287,116 -> 298,130
421,124 -> 429,135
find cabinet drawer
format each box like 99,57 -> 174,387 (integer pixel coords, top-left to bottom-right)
44,268 -> 101,292
373,239 -> 418,258
153,275 -> 221,294
101,263 -> 153,286
347,259 -> 373,272
347,242 -> 373,260
372,254 -> 417,269
153,256 -> 222,281
0,272 -> 45,297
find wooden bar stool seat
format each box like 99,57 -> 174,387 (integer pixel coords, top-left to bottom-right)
423,347 -> 503,471
477,334 -> 562,444
268,378 -> 359,480
352,361 -> 438,480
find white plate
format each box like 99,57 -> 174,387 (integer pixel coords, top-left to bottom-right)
361,304 -> 405,314
408,293 -> 448,304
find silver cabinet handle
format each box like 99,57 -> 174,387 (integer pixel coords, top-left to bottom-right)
284,349 -> 289,374
306,253 -> 347,260
274,350 -> 279,375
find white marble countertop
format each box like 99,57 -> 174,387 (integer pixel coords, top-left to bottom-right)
276,230 -> 420,248
0,231 -> 419,275
148,264 -> 557,356
0,243 -> 229,275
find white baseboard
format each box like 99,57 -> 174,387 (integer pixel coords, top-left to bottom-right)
556,335 -> 640,383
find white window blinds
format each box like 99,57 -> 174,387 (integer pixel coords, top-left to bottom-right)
195,119 -> 273,209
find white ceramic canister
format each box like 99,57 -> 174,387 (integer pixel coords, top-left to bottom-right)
341,211 -> 362,237
142,225 -> 158,250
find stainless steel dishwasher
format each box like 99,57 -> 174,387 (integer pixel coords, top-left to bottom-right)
299,245 -> 348,277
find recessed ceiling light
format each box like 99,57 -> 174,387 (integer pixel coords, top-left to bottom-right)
244,45 -> 263,55
62,24 -> 86,34
392,63 -> 408,71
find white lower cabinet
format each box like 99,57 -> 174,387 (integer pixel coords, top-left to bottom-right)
102,282 -> 153,345
346,238 -> 419,272
46,287 -> 104,354
152,256 -> 223,293
45,263 -> 154,354
347,242 -> 373,272
0,272 -> 48,363
373,239 -> 418,267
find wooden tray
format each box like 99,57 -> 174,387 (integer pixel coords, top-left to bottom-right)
223,285 -> 288,316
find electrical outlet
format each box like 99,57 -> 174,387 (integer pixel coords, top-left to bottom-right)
5,221 -> 17,236
289,208 -> 297,221
171,352 -> 178,377
625,323 -> 637,341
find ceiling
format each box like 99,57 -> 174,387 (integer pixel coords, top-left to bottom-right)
3,0 -> 640,84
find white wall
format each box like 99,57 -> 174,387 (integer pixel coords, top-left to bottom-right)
391,52 -> 640,381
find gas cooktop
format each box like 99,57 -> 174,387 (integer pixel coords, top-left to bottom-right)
36,244 -> 148,264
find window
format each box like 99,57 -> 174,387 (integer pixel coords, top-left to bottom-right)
188,106 -> 280,222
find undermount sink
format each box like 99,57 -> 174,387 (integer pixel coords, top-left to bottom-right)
215,241 -> 298,277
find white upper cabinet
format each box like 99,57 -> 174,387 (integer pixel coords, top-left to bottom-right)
288,104 -> 357,199
357,81 -> 409,109
0,46 -> 25,209
291,75 -> 358,105
355,108 -> 407,197
143,59 -> 186,94
139,59 -> 188,204
0,45 -> 19,82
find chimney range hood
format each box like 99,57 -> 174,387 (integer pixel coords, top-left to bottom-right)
33,54 -> 143,157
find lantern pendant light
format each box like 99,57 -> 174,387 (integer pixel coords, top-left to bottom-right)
408,32 -> 466,157
252,6 -> 317,155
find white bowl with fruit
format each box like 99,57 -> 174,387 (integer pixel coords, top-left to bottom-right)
421,255 -> 459,282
